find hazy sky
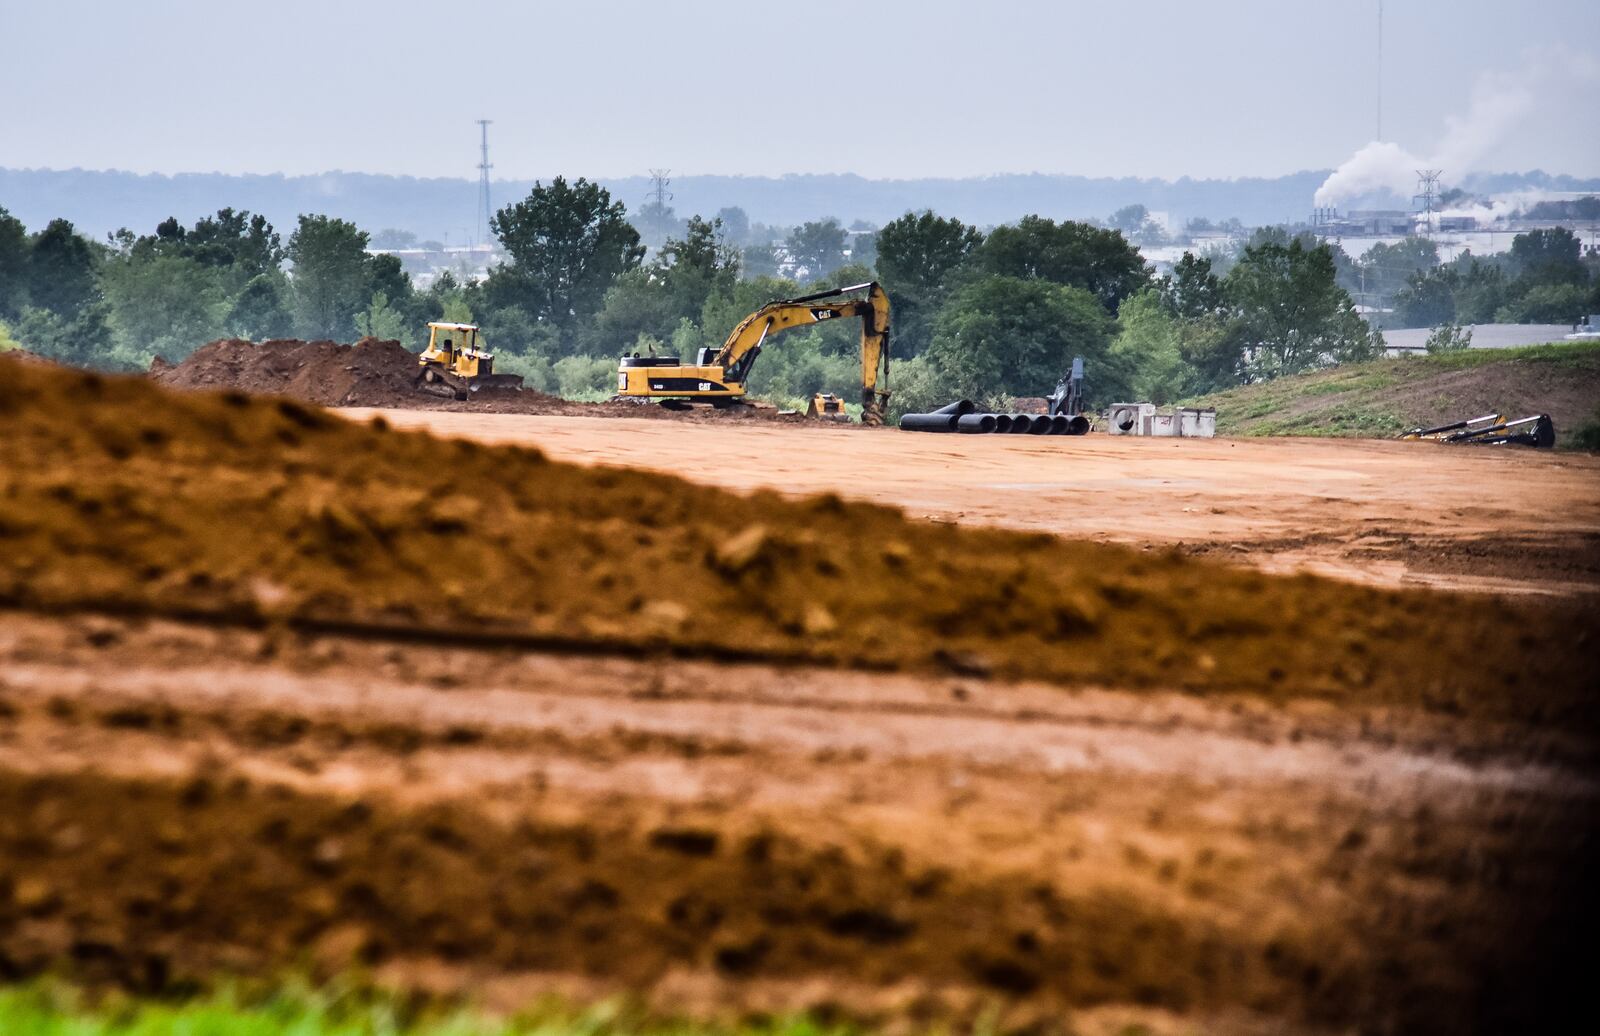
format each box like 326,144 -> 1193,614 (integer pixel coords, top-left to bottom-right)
3,0 -> 1596,181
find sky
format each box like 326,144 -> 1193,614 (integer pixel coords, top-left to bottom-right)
2,0 -> 1597,182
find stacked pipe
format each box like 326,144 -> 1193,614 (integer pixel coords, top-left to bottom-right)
900,400 -> 1089,435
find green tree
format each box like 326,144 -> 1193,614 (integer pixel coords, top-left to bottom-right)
227,273 -> 295,340
27,219 -> 98,317
875,210 -> 984,357
1162,252 -> 1226,319
926,275 -> 1121,404
0,206 -> 29,318
1496,283 -> 1589,323
99,253 -> 225,363
741,243 -> 780,279
1425,323 -> 1472,353
1508,227 -> 1585,287
714,206 -> 751,246
486,177 -> 645,353
1175,315 -> 1250,393
1224,238 -> 1382,380
785,220 -> 848,282
1108,204 -> 1150,235
585,270 -> 677,355
658,215 -> 740,323
976,215 -> 1151,314
287,215 -> 374,340
1393,267 -> 1458,328
13,300 -> 115,368
1109,288 -> 1186,403
1355,236 -> 1439,308
354,291 -> 409,342
183,208 -> 284,281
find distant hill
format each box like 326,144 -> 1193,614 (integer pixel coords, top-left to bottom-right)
4,167 -> 1598,242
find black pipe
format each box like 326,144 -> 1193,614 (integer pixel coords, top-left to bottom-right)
1025,414 -> 1051,434
1007,414 -> 1033,433
992,414 -> 1014,433
956,413 -> 997,434
933,399 -> 977,416
899,413 -> 959,432
1060,414 -> 1090,435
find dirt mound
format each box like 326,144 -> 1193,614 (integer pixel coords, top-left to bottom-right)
1,354 -> 1594,731
151,337 -> 552,409
152,337 -> 813,422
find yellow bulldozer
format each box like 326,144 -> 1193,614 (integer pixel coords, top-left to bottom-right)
415,322 -> 523,400
616,282 -> 891,424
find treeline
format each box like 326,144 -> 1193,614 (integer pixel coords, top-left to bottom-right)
11,181 -> 1573,415
1384,229 -> 1599,328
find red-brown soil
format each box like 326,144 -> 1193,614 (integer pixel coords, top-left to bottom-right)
150,338 -> 809,422
0,612 -> 1592,1035
1,355 -> 1596,1034
349,409 -> 1600,599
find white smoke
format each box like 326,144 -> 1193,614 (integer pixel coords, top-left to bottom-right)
1434,188 -> 1565,224
1314,50 -> 1597,208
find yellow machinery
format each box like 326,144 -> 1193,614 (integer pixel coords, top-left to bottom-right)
806,392 -> 849,421
416,322 -> 523,400
616,282 -> 891,424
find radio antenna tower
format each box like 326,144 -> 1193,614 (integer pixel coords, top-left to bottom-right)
1414,169 -> 1442,234
1376,0 -> 1384,140
476,119 -> 494,247
646,168 -> 673,209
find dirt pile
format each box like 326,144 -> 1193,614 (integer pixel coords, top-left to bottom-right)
151,337 -> 568,410
1,355 -> 1595,730
151,338 -> 809,421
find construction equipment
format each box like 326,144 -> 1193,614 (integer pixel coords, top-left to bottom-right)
1048,357 -> 1086,418
416,322 -> 523,400
806,392 -> 850,421
617,282 -> 892,424
1401,412 -> 1555,448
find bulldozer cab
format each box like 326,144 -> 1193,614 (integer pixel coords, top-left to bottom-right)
426,322 -> 479,361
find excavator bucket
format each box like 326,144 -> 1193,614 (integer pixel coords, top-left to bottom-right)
806,393 -> 850,422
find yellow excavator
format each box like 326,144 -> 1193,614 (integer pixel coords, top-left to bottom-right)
416,321 -> 523,400
616,281 -> 891,424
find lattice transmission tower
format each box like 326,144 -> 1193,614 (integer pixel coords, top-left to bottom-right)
476,119 -> 494,247
1414,169 -> 1442,234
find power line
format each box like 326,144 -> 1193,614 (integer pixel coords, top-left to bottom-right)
476,119 -> 493,248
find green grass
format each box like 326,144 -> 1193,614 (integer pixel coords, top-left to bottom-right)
0,983 -> 858,1036
1181,340 -> 1600,442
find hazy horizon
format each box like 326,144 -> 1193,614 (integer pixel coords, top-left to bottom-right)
4,0 -> 1597,184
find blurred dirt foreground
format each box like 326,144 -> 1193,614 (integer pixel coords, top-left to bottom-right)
0,357 -> 1596,1035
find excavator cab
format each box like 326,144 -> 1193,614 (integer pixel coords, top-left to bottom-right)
417,322 -> 523,400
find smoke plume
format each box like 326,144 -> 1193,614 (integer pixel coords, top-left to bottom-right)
1314,50 -> 1596,208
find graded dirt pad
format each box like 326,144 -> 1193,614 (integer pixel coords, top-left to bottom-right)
0,612 -> 1594,1035
2,357 -> 1594,726
351,409 -> 1600,599
151,338 -> 810,423
1,357 -> 1597,1033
